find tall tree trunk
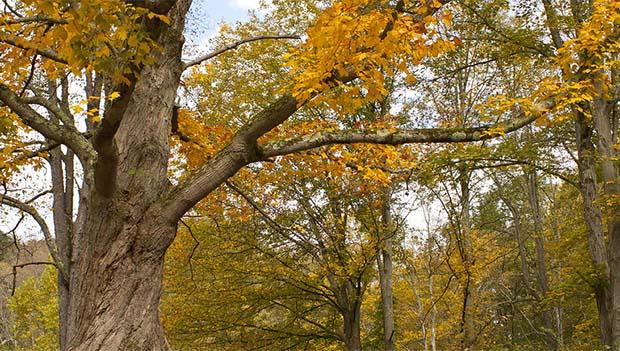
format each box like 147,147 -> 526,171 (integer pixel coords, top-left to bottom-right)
592,88 -> 620,349
378,189 -> 395,351
429,272 -> 437,351
408,268 -> 428,351
526,171 -> 559,350
50,148 -> 71,351
62,2 -> 190,349
66,213 -> 175,351
49,75 -> 75,351
458,168 -> 476,351
343,302 -> 363,351
504,200 -> 530,291
575,111 -> 613,346
551,206 -> 565,350
544,0 -> 614,345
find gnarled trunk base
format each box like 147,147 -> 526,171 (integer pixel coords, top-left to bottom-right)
66,214 -> 175,351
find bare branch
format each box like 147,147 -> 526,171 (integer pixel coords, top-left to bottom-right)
182,35 -> 301,70
11,261 -> 56,296
0,193 -> 67,281
179,219 -> 200,282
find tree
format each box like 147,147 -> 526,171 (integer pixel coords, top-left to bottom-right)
8,266 -> 58,351
0,0 -> 582,350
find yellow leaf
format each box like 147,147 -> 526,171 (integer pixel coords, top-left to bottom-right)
109,91 -> 121,101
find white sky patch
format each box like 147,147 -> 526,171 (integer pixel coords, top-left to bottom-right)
230,0 -> 262,10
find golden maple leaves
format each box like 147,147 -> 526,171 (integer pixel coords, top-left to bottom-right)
287,0 -> 457,107
0,0 -> 171,85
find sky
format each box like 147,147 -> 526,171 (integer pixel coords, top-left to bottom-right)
189,0 -> 263,33
181,0 -> 265,59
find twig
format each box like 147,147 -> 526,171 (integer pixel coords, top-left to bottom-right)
179,219 -> 200,283
183,34 -> 300,70
11,261 -> 56,295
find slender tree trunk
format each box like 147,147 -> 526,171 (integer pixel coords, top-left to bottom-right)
526,171 -> 559,350
506,202 -> 530,290
379,189 -> 395,351
50,149 -> 71,351
549,186 -> 565,350
428,272 -> 437,351
424,212 -> 438,351
49,76 -> 75,351
458,168 -> 476,351
406,259 -> 427,351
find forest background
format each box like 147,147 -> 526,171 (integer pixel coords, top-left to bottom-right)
0,0 -> 619,350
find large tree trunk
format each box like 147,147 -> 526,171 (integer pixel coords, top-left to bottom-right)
62,1 -> 190,349
592,88 -> 620,349
343,306 -> 362,351
575,111 -> 613,346
66,213 -> 175,351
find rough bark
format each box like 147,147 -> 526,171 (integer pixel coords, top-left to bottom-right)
575,111 -> 613,346
343,306 -> 363,351
541,0 -> 614,345
63,1 -> 191,349
592,87 -> 620,349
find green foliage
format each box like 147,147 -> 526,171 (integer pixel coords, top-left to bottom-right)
8,266 -> 58,351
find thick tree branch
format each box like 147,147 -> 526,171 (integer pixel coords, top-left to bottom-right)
183,34 -> 301,70
0,84 -> 96,166
0,15 -> 67,25
0,34 -> 68,64
260,112 -> 544,158
161,0 -> 452,222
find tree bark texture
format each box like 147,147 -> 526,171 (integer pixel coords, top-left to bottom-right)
63,1 -> 191,349
343,307 -> 363,351
575,111 -> 613,347
592,87 -> 620,350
